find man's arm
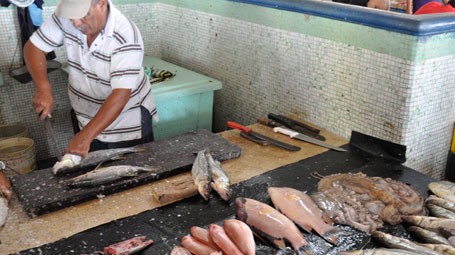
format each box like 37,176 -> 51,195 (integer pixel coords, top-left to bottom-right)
65,88 -> 132,157
24,40 -> 54,120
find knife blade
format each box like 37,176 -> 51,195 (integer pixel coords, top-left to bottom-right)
273,127 -> 347,152
44,117 -> 62,161
227,121 -> 300,151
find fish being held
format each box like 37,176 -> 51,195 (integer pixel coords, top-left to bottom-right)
235,197 -> 311,254
429,181 -> 455,203
66,165 -> 159,188
268,187 -> 343,245
191,149 -> 212,201
205,150 -> 231,201
53,146 -> 146,175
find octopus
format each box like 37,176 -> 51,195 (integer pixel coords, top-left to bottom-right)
311,172 -> 425,234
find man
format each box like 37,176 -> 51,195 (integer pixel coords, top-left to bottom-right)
24,0 -> 158,158
414,0 -> 455,13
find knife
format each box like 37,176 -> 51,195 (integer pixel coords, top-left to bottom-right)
227,121 -> 300,151
43,116 -> 62,161
273,127 -> 347,152
268,113 -> 320,134
266,114 -> 326,141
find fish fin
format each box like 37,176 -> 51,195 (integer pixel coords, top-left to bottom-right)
272,238 -> 286,249
94,162 -> 103,170
322,213 -> 334,225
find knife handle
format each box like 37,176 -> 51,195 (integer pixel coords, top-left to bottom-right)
227,121 -> 251,133
273,127 -> 299,138
256,117 -> 282,128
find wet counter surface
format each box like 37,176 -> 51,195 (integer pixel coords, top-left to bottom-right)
0,123 -> 432,254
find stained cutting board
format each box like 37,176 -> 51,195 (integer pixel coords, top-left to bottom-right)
10,129 -> 241,217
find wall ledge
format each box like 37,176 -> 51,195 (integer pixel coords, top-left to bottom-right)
228,0 -> 455,36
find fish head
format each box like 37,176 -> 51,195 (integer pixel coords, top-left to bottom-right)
52,154 -> 82,174
211,180 -> 232,201
235,197 -> 248,221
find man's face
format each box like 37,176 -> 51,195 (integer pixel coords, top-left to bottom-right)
71,1 -> 105,36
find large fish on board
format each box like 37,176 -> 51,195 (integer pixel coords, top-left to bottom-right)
235,197 -> 312,254
205,150 -> 231,201
268,187 -> 343,245
66,165 -> 159,188
429,181 -> 455,203
191,149 -> 212,201
53,146 -> 146,174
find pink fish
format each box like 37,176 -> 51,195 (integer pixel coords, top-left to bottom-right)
103,236 -> 153,255
170,245 -> 192,255
223,219 -> 256,255
190,226 -> 219,250
208,224 -> 244,255
268,187 -> 343,245
235,197 -> 312,254
181,235 -> 219,255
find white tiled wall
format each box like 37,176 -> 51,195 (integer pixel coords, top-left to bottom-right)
0,3 -> 453,179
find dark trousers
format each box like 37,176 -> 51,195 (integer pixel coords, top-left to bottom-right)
89,106 -> 154,152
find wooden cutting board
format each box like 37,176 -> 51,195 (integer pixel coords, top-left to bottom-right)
10,129 -> 241,217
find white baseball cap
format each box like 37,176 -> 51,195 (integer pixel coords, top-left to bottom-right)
9,0 -> 34,8
55,0 -> 92,19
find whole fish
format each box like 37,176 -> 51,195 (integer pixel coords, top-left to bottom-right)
409,226 -> 451,245
427,204 -> 455,219
190,226 -> 219,250
427,195 -> 455,213
420,243 -> 455,255
0,195 -> 8,228
268,187 -> 343,245
339,249 -> 425,255
205,150 -> 231,201
402,215 -> 455,231
223,219 -> 256,255
371,231 -> 441,255
181,235 -> 219,255
103,236 -> 153,255
191,149 -> 212,201
170,245 -> 192,255
429,181 -> 455,203
66,165 -> 159,188
53,146 -> 146,174
208,224 -> 243,255
235,197 -> 311,254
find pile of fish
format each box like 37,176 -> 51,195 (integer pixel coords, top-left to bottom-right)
311,172 -> 425,233
52,146 -> 146,175
82,235 -> 153,255
171,219 -> 255,255
191,149 -> 232,201
342,180 -> 455,255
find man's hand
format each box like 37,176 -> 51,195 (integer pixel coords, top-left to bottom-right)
34,86 -> 54,120
65,131 -> 93,158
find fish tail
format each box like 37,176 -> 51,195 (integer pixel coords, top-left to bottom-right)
323,227 -> 345,245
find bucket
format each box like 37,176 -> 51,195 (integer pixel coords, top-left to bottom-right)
0,124 -> 28,141
0,137 -> 36,174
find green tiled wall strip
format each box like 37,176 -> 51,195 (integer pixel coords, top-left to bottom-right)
43,0 -> 455,61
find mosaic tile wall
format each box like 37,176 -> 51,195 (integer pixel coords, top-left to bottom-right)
0,1 -> 453,180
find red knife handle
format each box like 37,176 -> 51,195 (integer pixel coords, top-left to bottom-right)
227,121 -> 252,133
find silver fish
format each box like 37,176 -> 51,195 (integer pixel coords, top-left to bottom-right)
429,181 -> 455,203
339,249 -> 422,255
66,165 -> 159,188
371,231 -> 441,255
191,149 -> 212,201
420,243 -> 455,255
409,226 -> 451,245
427,203 -> 455,219
402,216 -> 455,231
53,146 -> 146,174
205,150 -> 231,201
427,195 -> 455,213
0,196 -> 8,228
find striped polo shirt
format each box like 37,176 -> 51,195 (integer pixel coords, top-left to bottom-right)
30,1 -> 158,143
